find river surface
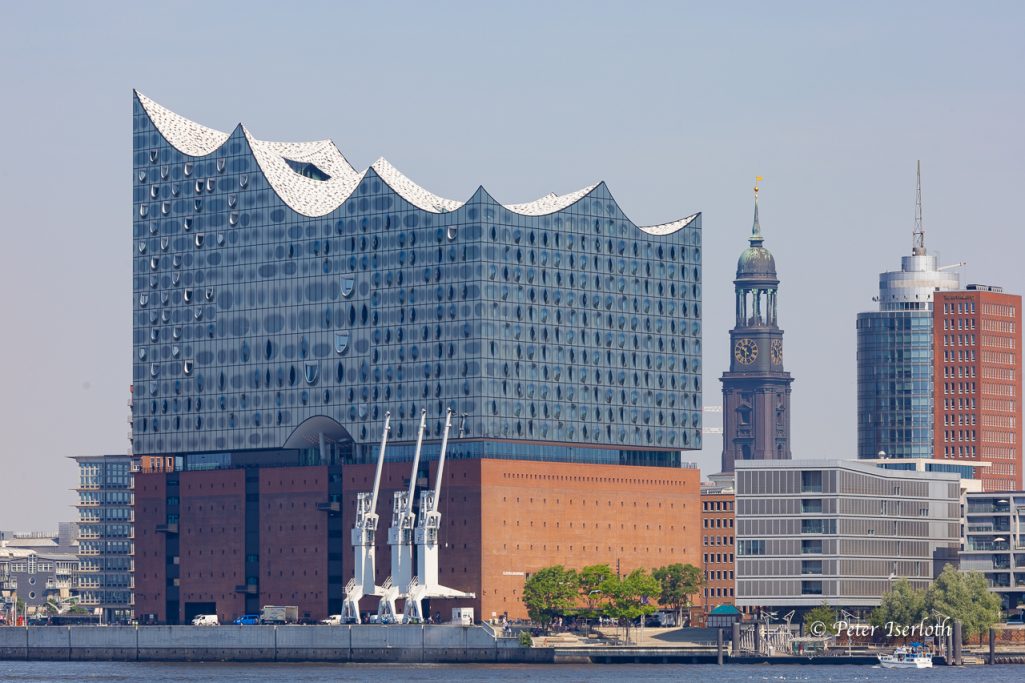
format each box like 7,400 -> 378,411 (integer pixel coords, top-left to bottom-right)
0,662 -> 1020,682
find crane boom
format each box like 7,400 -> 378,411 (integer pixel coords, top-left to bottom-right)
368,411 -> 391,515
406,409 -> 427,514
430,409 -> 454,508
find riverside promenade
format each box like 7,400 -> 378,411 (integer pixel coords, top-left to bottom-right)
0,624 -> 891,665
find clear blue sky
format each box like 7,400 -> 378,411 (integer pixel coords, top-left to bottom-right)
0,1 -> 1022,529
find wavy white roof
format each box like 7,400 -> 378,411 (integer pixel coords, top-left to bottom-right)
639,214 -> 700,235
243,128 -> 366,217
136,92 -> 230,157
136,91 -> 695,231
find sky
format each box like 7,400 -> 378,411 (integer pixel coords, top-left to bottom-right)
0,1 -> 1022,530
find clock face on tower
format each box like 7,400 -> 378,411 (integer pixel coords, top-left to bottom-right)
734,338 -> 758,365
770,339 -> 783,365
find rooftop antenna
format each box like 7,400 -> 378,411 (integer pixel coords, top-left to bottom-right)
912,161 -> 926,256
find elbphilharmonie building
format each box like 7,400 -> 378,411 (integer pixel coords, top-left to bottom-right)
130,92 -> 704,623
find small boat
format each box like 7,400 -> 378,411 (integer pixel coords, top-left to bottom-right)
877,645 -> 933,669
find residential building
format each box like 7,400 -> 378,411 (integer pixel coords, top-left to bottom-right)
130,92 -> 704,623
735,460 -> 960,611
934,286 -> 1022,490
701,474 -> 736,616
960,491 -> 1025,612
720,183 -> 792,472
0,544 -> 79,618
73,454 -> 133,623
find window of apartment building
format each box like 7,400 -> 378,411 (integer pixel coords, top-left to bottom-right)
801,539 -> 823,554
801,471 -> 823,493
801,560 -> 823,575
801,580 -> 823,595
801,498 -> 822,514
738,540 -> 765,555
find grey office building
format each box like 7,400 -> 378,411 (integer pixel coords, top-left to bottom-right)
735,460 -> 960,609
961,491 -> 1025,611
73,455 -> 133,623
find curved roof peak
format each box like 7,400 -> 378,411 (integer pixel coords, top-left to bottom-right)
135,91 -> 697,229
370,157 -> 466,213
135,90 -> 230,157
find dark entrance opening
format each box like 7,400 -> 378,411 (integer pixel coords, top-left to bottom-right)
184,601 -> 217,623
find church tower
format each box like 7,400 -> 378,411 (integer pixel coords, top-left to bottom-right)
721,179 -> 793,472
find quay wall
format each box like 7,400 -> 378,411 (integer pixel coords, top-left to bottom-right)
0,625 -> 548,663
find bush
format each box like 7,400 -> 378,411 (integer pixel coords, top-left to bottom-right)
519,630 -> 534,647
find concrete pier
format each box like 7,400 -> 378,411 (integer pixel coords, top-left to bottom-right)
0,625 -> 550,663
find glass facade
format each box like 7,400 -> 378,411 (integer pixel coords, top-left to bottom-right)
856,311 -> 934,459
131,94 -> 702,465
74,455 -> 133,622
856,250 -> 959,462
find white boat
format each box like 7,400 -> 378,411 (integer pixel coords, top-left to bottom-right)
877,646 -> 933,669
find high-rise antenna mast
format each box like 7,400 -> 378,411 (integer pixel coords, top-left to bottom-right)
912,160 -> 926,256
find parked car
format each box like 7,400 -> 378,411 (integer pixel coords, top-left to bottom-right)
191,614 -> 219,626
233,615 -> 260,625
321,615 -> 343,626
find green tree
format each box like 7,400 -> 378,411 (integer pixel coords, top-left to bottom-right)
870,578 -> 928,639
926,564 -> 1002,642
522,565 -> 579,631
602,569 -> 662,643
803,602 -> 837,631
652,563 -> 703,627
579,564 -> 613,614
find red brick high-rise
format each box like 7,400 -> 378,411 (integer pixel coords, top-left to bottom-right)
934,285 -> 1023,490
699,478 -> 735,622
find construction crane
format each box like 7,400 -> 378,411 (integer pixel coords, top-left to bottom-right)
404,408 -> 476,623
378,408 -> 428,623
341,412 -> 391,624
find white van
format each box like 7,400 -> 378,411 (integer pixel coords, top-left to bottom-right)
321,614 -> 342,626
191,614 -> 219,626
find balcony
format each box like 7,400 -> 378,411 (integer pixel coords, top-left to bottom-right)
235,583 -> 258,595
317,501 -> 341,513
155,522 -> 178,534
989,574 -> 1012,588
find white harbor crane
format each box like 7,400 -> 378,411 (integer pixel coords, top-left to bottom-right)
404,408 -> 476,623
341,412 -> 391,624
378,408 -> 428,623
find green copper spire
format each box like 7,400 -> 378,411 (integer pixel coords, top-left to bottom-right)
751,176 -> 764,246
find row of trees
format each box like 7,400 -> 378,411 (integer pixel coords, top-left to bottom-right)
802,565 -> 1003,642
522,563 -> 703,632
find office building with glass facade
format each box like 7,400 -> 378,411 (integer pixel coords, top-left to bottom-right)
857,245 -> 959,462
130,92 -> 704,622
735,460 -> 960,611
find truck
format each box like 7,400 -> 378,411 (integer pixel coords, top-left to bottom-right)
260,605 -> 298,625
